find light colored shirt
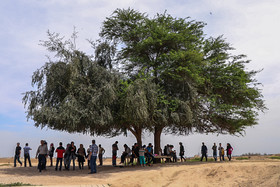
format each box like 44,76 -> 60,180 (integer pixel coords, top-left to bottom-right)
91,144 -> 98,156
23,146 -> 31,154
139,148 -> 145,157
36,144 -> 48,156
98,147 -> 105,155
125,147 -> 131,155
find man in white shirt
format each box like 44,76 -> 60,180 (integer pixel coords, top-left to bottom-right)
35,140 -> 48,172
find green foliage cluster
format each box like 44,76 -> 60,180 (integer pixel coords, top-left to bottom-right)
269,156 -> 280,160
235,157 -> 250,160
23,9 -> 266,152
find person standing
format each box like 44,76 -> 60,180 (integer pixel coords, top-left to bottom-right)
77,144 -> 86,169
169,145 -> 177,162
87,145 -> 91,169
226,143 -> 233,161
55,142 -> 65,171
48,143 -> 55,167
98,144 -> 105,166
23,143 -> 32,167
14,142 -> 22,167
88,140 -> 98,174
64,143 -> 70,170
139,145 -> 146,167
112,141 -> 118,166
68,141 -> 77,170
212,143 -> 217,161
165,144 -> 171,162
179,142 -> 186,162
218,143 -> 225,161
200,142 -> 208,162
35,140 -> 48,172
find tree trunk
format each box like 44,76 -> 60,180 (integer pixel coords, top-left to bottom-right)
154,126 -> 163,155
135,129 -> 142,146
128,126 -> 142,146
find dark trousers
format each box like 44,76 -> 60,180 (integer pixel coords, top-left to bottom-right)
201,153 -> 207,161
121,152 -> 128,163
24,153 -> 32,167
55,158 -> 63,170
227,154 -> 232,161
219,154 -> 225,161
112,155 -> 117,166
180,152 -> 186,162
88,159 -> 90,169
64,155 -> 69,169
130,154 -> 138,164
98,154 -> 103,166
213,153 -> 217,161
38,154 -> 46,172
14,155 -> 22,167
68,154 -> 76,170
49,156 -> 53,166
147,154 -> 154,163
90,155 -> 97,173
171,153 -> 177,162
78,162 -> 84,169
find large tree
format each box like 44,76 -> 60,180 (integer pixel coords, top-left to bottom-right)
23,9 -> 265,155
99,8 -> 266,154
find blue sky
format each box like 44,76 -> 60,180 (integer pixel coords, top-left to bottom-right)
1,0 -> 280,158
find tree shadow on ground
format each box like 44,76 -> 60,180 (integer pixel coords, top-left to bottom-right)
0,160 -> 218,178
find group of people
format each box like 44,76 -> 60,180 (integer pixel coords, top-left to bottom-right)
14,140 -> 234,173
14,140 -> 105,174
114,141 -> 156,167
201,142 -> 233,162
162,142 -> 187,162
14,142 -> 32,167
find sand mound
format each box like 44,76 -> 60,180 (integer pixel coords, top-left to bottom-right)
0,157 -> 280,186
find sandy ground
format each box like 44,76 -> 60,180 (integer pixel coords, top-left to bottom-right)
1,157 -> 280,187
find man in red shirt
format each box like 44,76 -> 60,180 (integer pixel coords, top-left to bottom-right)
55,142 -> 65,171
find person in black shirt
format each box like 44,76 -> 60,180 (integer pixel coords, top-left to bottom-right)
200,142 -> 208,162
130,143 -> 139,165
14,142 -> 22,167
49,143 -> 55,167
112,141 -> 118,166
68,142 -> 77,170
179,142 -> 186,162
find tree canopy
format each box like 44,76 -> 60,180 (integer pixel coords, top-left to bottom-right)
23,9 -> 265,153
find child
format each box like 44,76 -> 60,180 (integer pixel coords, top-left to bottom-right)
221,147 -> 225,161
139,145 -> 146,167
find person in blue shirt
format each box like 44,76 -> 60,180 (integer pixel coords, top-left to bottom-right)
23,143 -> 32,167
146,143 -> 155,165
